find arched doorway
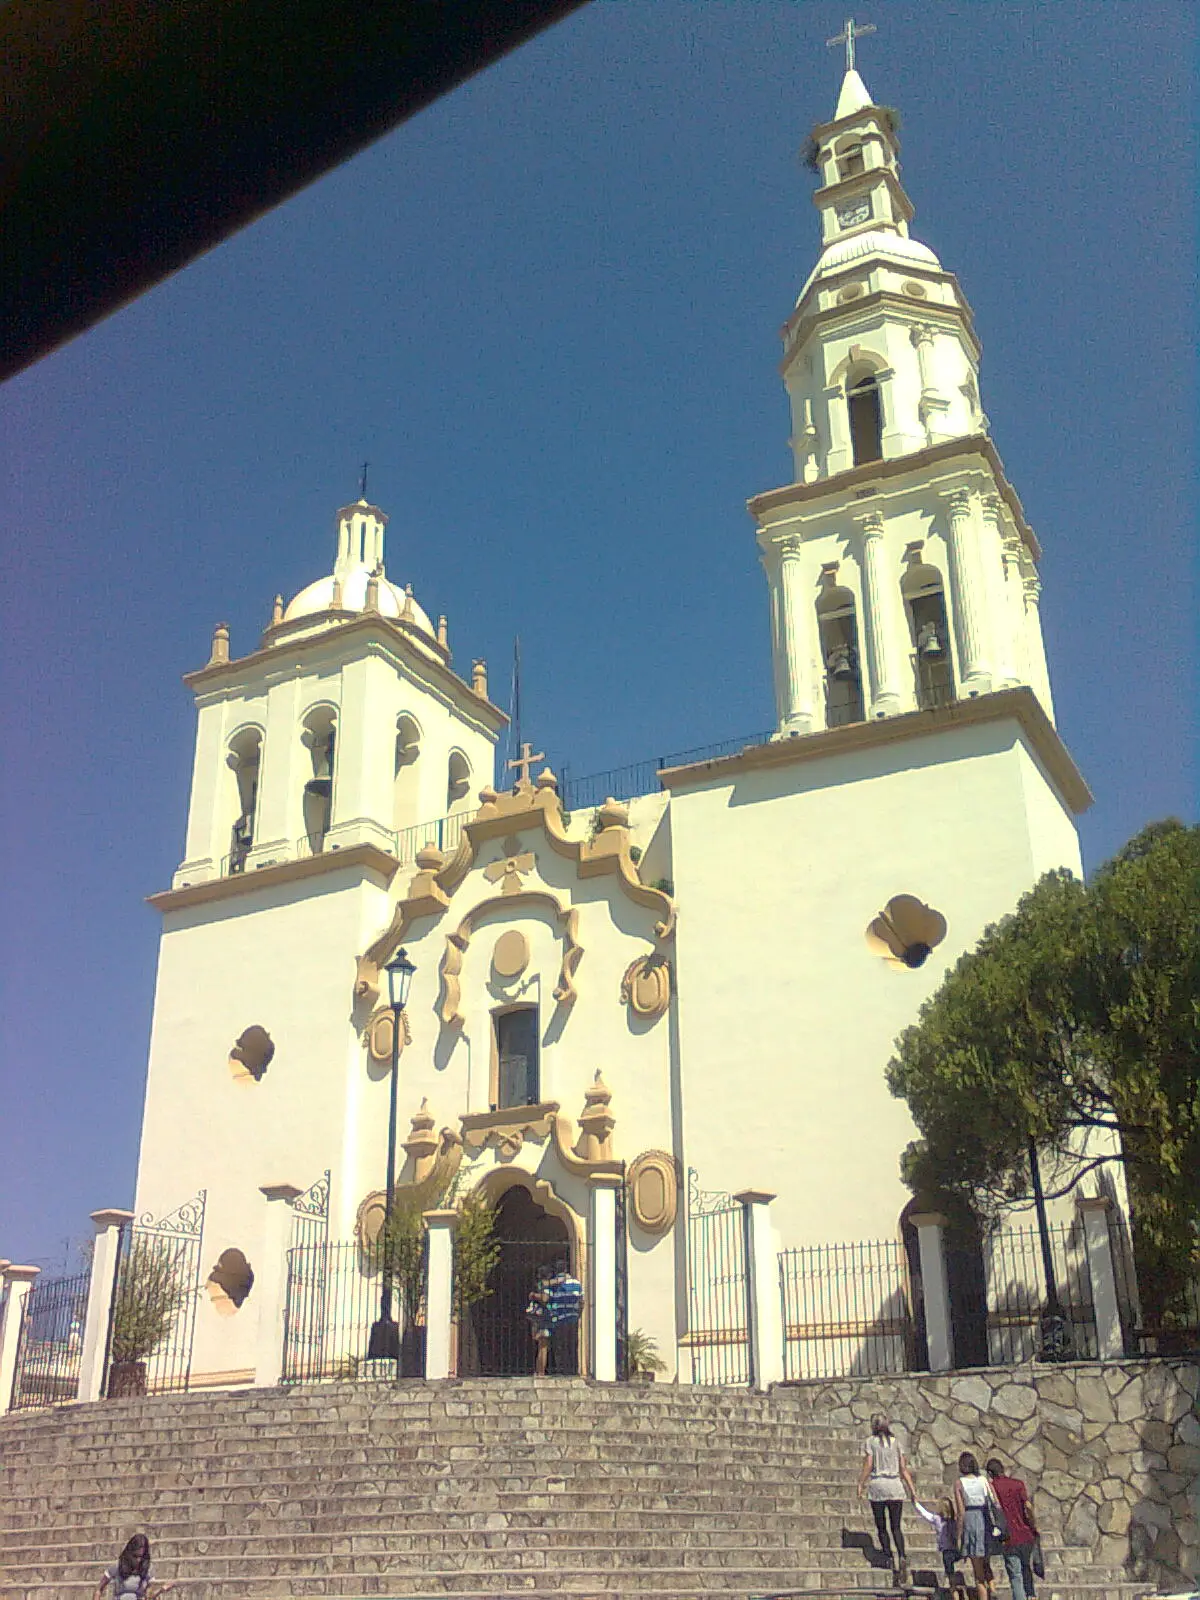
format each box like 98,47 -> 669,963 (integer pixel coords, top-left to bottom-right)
460,1183 -> 573,1376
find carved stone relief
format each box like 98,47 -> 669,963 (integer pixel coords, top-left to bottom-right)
627,1150 -> 679,1235
365,1006 -> 412,1063
620,955 -> 672,1021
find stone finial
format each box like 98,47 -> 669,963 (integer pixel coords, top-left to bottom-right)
331,576 -> 344,610
403,1098 -> 440,1184
536,768 -> 559,793
415,843 -> 445,873
574,1070 -> 616,1163
595,796 -> 630,831
471,659 -> 488,697
271,594 -> 284,626
402,584 -> 415,621
208,622 -> 230,667
364,571 -> 381,612
437,614 -> 448,650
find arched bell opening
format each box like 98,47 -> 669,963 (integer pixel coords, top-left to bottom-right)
300,705 -> 337,852
446,748 -> 472,815
846,367 -> 884,465
816,579 -> 864,728
902,562 -> 955,709
459,1176 -> 579,1378
393,712 -> 422,833
225,726 -> 262,874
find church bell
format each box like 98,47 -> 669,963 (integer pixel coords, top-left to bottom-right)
917,621 -> 945,659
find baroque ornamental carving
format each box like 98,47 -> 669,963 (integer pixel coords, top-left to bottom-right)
621,955 -> 672,1021
365,1006 -> 412,1063
627,1150 -> 679,1235
229,1025 -> 274,1080
866,894 -> 947,970
438,891 -> 582,1031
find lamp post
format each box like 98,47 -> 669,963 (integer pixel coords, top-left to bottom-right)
367,946 -> 416,1363
1028,1134 -> 1070,1362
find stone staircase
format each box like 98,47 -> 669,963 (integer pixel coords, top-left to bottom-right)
0,1381 -> 1151,1600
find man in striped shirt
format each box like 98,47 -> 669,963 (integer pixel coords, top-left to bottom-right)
545,1260 -> 583,1376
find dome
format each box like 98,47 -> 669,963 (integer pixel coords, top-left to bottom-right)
283,566 -> 435,637
798,229 -> 942,302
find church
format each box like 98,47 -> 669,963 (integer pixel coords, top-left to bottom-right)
133,53 -> 1095,1388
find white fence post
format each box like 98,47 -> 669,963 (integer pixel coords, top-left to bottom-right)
0,1266 -> 41,1414
588,1175 -> 621,1382
1077,1195 -> 1123,1360
423,1209 -> 458,1380
79,1209 -> 134,1403
734,1191 -> 783,1390
256,1184 -> 302,1388
910,1212 -> 954,1372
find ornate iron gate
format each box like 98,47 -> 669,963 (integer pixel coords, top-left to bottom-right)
9,1270 -> 90,1411
459,1238 -> 572,1376
105,1191 -> 206,1396
685,1170 -> 749,1385
291,1170 -> 330,1248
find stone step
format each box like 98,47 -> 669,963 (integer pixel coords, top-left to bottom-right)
0,1575 -> 1155,1600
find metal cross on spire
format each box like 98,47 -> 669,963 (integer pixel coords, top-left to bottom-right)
826,17 -> 876,72
359,460 -> 370,501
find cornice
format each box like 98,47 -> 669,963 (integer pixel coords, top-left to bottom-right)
783,288 -> 981,367
659,687 -> 1092,816
148,841 -> 400,914
746,434 -> 1042,561
813,168 -> 914,224
812,105 -> 898,142
182,612 -> 508,732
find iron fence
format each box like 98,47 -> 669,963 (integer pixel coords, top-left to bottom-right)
392,810 -> 471,866
561,731 -> 772,813
685,1173 -> 749,1385
779,1241 -> 914,1381
9,1270 -> 90,1411
1108,1211 -> 1200,1357
282,1238 -> 426,1382
974,1223 -> 1098,1363
106,1192 -> 206,1397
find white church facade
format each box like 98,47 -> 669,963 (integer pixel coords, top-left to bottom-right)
131,60 -> 1103,1389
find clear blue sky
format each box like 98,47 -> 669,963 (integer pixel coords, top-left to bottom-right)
1,2 -> 1194,1271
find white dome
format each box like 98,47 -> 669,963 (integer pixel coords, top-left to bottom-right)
283,566 -> 435,637
798,229 -> 941,301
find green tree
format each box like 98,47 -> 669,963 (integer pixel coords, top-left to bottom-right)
887,820 -> 1200,1326
110,1238 -> 190,1367
370,1159 -> 499,1325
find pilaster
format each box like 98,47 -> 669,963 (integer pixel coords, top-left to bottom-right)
255,1184 -> 302,1388
912,325 -> 952,443
588,1174 -> 622,1383
1021,574 -> 1055,722
79,1209 -> 133,1403
423,1208 -> 459,1381
943,486 -> 992,695
250,676 -> 304,866
734,1190 -> 783,1390
0,1266 -> 40,1414
772,537 -> 819,736
1077,1196 -> 1124,1361
856,510 -> 907,717
909,1213 -> 954,1372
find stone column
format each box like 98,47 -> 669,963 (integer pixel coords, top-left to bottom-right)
423,1208 -> 459,1381
857,510 -> 907,718
588,1175 -> 621,1383
1077,1196 -> 1124,1361
255,1184 -> 302,1389
980,494 -> 1019,687
911,325 -> 950,441
79,1209 -> 134,1403
0,1266 -> 40,1414
943,486 -> 992,695
910,1213 -> 954,1372
761,550 -> 788,730
1022,575 -> 1056,720
734,1190 -> 783,1390
772,536 -> 819,736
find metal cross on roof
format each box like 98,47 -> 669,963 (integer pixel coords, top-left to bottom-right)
826,17 -> 876,72
507,740 -> 545,787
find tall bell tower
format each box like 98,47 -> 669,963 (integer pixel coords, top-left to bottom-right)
755,49 -> 1053,739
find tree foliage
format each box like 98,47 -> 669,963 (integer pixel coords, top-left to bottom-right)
110,1238 -> 190,1365
370,1156 -> 499,1321
887,820 -> 1200,1321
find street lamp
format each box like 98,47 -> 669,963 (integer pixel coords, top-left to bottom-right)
1028,1134 -> 1071,1362
367,946 -> 416,1363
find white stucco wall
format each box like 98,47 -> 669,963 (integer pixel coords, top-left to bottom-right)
668,714 -> 1085,1259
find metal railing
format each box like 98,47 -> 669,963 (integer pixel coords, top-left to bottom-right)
9,1270 -> 89,1411
282,1238 -> 425,1382
561,730 -> 772,812
685,1175 -> 750,1386
779,1240 -> 914,1381
973,1223 -> 1098,1363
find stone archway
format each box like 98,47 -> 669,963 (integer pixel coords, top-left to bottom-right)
460,1183 -> 573,1376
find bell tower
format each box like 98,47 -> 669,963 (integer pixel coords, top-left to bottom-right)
754,49 -> 1053,739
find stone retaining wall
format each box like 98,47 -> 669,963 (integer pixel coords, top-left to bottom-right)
784,1359 -> 1198,1588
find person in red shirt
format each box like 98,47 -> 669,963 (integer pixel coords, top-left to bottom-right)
986,1457 -> 1040,1600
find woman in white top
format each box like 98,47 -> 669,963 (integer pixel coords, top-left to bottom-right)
856,1413 -> 916,1584
954,1451 -> 997,1600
